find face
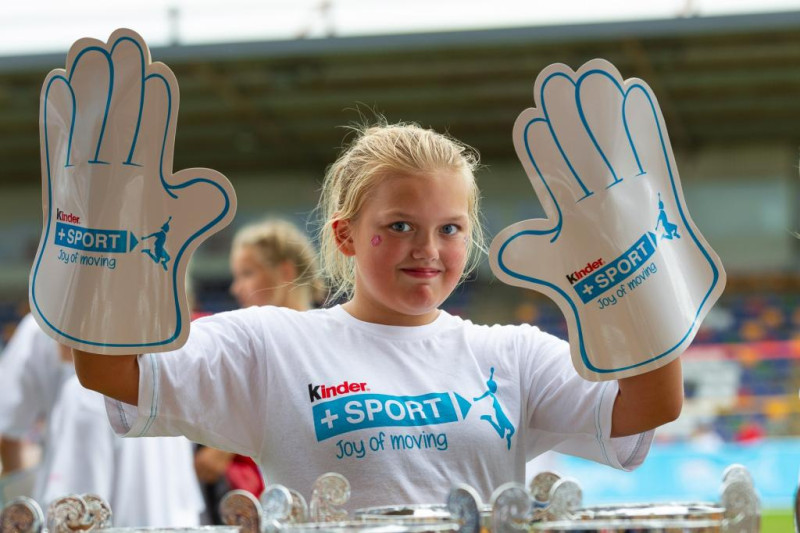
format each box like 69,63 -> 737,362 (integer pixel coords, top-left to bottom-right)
340,169 -> 470,326
229,245 -> 285,308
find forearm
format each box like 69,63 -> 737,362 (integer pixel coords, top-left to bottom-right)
611,358 -> 683,437
72,349 -> 140,406
0,437 -> 24,475
194,447 -> 235,483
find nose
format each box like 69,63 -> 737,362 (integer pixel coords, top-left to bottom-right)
411,230 -> 438,261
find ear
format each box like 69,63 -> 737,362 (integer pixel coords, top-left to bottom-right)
332,219 -> 356,257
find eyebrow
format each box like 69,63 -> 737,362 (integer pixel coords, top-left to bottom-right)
381,210 -> 468,222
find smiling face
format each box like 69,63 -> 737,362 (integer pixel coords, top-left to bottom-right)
339,170 -> 471,326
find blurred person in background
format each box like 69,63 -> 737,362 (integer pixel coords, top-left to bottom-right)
0,313 -> 70,503
0,314 -> 204,526
688,418 -> 724,453
194,218 -> 325,523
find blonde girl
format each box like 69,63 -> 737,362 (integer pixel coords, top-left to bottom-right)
229,218 -> 325,310
73,122 -> 682,510
195,218 -> 325,509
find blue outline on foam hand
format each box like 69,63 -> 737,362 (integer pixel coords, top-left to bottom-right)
31,33 -> 233,350
496,65 -> 722,374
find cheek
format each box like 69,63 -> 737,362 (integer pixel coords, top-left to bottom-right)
443,241 -> 468,269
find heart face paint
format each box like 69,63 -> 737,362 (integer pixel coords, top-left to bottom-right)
371,235 -> 382,247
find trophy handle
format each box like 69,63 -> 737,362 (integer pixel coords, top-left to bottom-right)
1,496 -> 44,533
544,478 -> 582,522
528,472 -> 560,508
490,482 -> 532,533
221,489 -> 264,533
82,494 -> 112,529
287,489 -> 309,523
46,495 -> 91,533
721,464 -> 754,486
446,483 -> 481,533
310,472 -> 350,523
720,466 -> 760,533
262,484 -> 294,530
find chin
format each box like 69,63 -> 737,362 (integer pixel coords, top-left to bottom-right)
397,296 -> 444,317
404,306 -> 438,317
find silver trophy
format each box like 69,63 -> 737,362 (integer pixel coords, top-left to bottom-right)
528,463 -> 759,532
355,483 -> 489,531
46,494 -> 96,533
309,473 -> 350,524
19,492 -> 235,533
490,482 -> 534,533
222,473 -> 482,533
1,496 -> 44,533
220,490 -> 264,533
220,474 -> 335,533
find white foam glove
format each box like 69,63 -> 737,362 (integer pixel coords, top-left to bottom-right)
490,59 -> 725,381
29,29 -> 236,355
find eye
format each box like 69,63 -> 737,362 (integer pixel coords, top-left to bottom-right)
441,224 -> 460,236
390,222 -> 412,232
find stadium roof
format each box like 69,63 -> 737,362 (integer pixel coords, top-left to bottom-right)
2,9 -> 800,184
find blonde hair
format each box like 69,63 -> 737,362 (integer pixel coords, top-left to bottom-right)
232,219 -> 326,304
318,121 -> 485,303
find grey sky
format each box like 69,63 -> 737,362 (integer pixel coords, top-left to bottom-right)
1,0 -> 799,56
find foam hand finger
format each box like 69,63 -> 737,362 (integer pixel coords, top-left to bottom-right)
490,59 -> 725,381
30,29 -> 237,355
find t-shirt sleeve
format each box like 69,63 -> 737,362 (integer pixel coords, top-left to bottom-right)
104,307 -> 269,457
520,326 -> 654,471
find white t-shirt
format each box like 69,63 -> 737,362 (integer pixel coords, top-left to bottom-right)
0,314 -> 73,440
106,305 -> 653,510
40,376 -> 205,528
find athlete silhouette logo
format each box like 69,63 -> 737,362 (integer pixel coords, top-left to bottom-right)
141,216 -> 172,271
655,193 -> 680,240
473,367 -> 515,450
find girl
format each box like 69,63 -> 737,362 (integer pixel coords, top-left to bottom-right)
73,122 -> 682,511
195,218 -> 325,521
228,218 -> 326,310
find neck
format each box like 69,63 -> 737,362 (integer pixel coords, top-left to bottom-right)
283,286 -> 313,311
341,299 -> 440,327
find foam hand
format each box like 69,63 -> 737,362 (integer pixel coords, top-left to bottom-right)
489,59 -> 725,381
29,29 -> 236,355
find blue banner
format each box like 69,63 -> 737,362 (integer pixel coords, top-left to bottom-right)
574,232 -> 657,303
55,221 -> 129,253
546,439 -> 800,509
313,392 -> 460,441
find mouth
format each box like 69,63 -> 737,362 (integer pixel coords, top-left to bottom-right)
400,268 -> 442,279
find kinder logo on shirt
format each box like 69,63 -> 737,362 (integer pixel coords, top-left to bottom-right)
309,368 -> 515,451
308,380 -> 368,403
